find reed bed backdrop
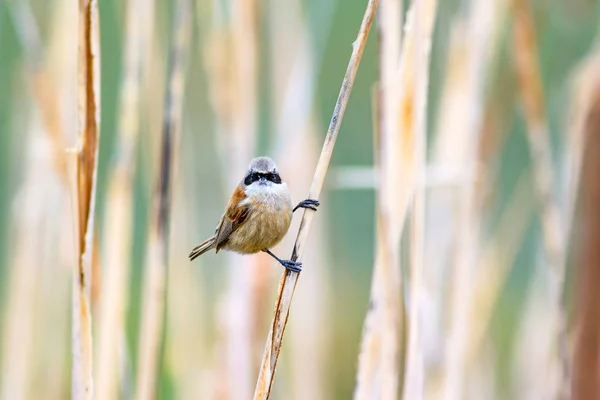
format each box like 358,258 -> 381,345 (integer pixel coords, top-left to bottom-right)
1,0 -> 600,399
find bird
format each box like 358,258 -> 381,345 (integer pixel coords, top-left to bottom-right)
188,156 -> 319,273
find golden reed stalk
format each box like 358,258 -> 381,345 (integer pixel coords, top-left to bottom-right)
72,0 -> 100,398
253,0 -> 380,398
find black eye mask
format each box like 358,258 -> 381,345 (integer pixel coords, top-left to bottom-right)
244,171 -> 282,185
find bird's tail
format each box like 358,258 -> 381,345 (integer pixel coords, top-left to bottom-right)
189,236 -> 216,261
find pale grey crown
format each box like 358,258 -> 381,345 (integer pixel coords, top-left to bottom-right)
248,156 -> 278,174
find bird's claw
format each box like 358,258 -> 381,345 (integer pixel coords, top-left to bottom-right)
293,198 -> 320,213
280,259 -> 302,273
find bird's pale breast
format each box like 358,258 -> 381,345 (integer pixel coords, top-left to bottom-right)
225,184 -> 293,254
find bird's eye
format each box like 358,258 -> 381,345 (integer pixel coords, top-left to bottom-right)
244,172 -> 259,185
269,173 -> 281,184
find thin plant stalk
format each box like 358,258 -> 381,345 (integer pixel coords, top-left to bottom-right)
72,0 -> 100,398
511,2 -> 568,395
95,0 -> 154,398
253,0 -> 380,397
134,0 -> 191,397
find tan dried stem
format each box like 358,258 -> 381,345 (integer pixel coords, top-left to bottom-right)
511,1 -> 569,395
71,0 -> 100,398
253,0 -> 380,398
135,0 -> 191,397
95,0 -> 154,398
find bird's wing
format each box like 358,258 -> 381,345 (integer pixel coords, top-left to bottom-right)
214,186 -> 251,252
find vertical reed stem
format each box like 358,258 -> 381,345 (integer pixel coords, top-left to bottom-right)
72,0 -> 100,398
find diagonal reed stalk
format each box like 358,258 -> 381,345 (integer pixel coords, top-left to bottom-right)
134,0 -> 191,397
253,0 -> 379,397
95,0 -> 154,398
511,2 -> 568,396
268,0 -> 333,397
72,0 -> 100,398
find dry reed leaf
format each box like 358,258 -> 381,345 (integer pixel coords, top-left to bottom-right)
511,1 -> 568,395
72,0 -> 100,398
10,1 -> 105,315
134,0 -> 191,397
253,1 -> 380,398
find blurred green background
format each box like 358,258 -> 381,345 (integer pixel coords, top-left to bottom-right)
1,0 -> 600,398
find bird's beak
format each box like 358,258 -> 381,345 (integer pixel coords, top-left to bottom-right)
259,176 -> 267,184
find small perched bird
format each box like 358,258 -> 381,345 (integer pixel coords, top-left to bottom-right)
188,156 -> 319,272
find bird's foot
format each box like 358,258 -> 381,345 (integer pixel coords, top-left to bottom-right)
280,259 -> 302,273
293,198 -> 320,212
